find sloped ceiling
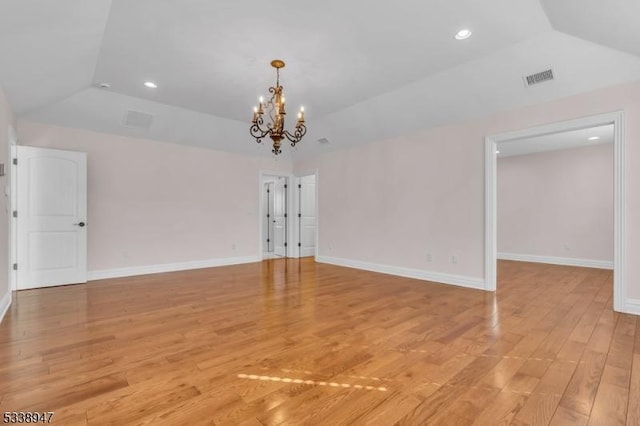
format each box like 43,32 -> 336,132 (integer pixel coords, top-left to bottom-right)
1,0 -> 640,156
0,0 -> 111,113
541,0 -> 640,57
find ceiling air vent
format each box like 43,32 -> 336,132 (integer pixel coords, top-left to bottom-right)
523,68 -> 555,87
317,137 -> 330,144
123,110 -> 153,129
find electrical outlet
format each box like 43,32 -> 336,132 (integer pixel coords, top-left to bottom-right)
232,243 -> 237,251
564,244 -> 571,252
329,243 -> 333,251
451,255 -> 458,265
426,253 -> 432,262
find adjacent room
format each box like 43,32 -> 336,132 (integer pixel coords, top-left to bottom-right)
1,1 -> 639,424
497,125 -> 614,271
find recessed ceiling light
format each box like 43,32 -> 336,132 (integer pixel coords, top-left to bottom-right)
496,150 -> 501,154
144,81 -> 158,89
97,82 -> 111,89
455,29 -> 472,40
588,136 -> 601,141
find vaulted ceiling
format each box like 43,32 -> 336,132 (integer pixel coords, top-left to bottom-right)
1,0 -> 639,157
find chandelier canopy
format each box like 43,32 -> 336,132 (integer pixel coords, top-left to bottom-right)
250,60 -> 306,155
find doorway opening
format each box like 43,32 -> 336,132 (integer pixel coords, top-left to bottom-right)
496,124 -> 613,268
260,173 -> 290,259
485,111 -> 628,313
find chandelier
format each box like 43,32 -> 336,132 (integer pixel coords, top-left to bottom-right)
250,60 -> 306,155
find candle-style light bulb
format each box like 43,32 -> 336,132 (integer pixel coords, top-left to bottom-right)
278,96 -> 286,114
259,96 -> 264,104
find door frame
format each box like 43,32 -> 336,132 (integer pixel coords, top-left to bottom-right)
8,125 -> 17,291
259,171 -> 294,260
484,111 -> 627,313
294,170 -> 319,258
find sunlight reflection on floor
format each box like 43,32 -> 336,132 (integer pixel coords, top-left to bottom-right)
237,373 -> 388,392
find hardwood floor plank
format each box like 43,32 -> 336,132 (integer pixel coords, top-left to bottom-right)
558,350 -> 607,416
588,383 -> 627,425
587,312 -> 636,426
426,385 -> 502,425
513,393 -> 563,426
549,406 -> 589,426
480,356 -> 527,390
472,389 -> 527,425
354,391 -> 422,425
627,353 -> 640,426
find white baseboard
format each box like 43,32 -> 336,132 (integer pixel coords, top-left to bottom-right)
0,291 -> 11,323
262,253 -> 285,260
497,252 -> 613,270
315,256 -> 485,290
87,255 -> 261,281
625,299 -> 640,316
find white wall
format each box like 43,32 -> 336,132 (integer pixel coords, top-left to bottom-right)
0,86 -> 14,321
497,143 -> 614,266
294,79 -> 640,304
17,122 -> 291,278
296,124 -> 487,289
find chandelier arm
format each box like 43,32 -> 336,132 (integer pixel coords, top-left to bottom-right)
250,124 -> 270,139
250,117 -> 271,144
283,124 -> 307,145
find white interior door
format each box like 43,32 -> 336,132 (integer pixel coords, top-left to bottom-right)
273,178 -> 287,257
263,182 -> 275,253
299,175 -> 316,257
17,146 -> 87,289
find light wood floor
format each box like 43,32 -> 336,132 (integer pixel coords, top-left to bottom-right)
0,259 -> 638,425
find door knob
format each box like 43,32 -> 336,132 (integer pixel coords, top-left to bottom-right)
74,222 -> 86,227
